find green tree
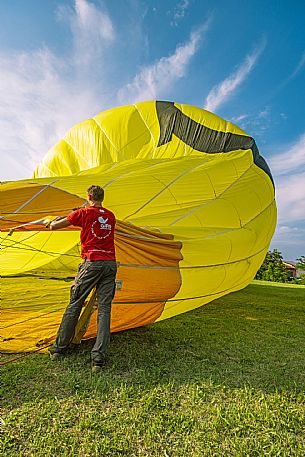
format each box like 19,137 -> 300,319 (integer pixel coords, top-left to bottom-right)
296,256 -> 305,284
255,249 -> 290,283
296,255 -> 305,270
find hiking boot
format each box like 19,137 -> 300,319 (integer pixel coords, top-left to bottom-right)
91,364 -> 104,374
48,347 -> 64,361
91,358 -> 106,373
49,352 -> 62,361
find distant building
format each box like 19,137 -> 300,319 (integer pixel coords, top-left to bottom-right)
283,261 -> 305,279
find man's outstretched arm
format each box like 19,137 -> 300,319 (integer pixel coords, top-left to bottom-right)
50,217 -> 72,230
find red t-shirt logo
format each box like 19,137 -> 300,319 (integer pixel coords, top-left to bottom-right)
91,216 -> 112,240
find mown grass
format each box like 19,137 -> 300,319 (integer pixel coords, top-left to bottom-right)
1,281 -> 305,456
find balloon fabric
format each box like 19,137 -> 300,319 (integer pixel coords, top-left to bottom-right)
0,101 -> 276,353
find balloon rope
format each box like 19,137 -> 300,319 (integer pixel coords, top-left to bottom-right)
0,343 -> 52,366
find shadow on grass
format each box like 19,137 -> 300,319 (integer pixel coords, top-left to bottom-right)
2,283 -> 305,409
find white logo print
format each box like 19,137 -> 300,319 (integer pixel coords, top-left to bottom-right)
91,215 -> 112,239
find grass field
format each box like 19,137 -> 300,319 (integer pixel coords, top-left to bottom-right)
1,281 -> 305,456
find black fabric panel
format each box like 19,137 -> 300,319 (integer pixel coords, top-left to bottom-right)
156,101 -> 274,186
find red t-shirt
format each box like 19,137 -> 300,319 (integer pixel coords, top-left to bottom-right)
67,206 -> 116,261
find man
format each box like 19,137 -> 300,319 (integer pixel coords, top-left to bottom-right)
48,185 -> 117,373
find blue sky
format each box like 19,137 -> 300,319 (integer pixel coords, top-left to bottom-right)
0,0 -> 305,260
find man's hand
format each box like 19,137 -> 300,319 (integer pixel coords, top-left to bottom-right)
49,217 -> 72,231
45,216 -> 63,229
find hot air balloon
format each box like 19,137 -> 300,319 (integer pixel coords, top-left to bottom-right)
0,101 -> 276,353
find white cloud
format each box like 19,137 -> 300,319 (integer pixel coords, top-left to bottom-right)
269,133 -> 305,176
267,133 -> 305,259
231,114 -> 249,122
0,48 -> 104,181
0,1 -> 116,181
117,26 -> 204,104
276,225 -> 300,235
58,0 -> 114,65
272,51 -> 305,98
204,40 -> 266,112
270,223 -> 305,260
170,0 -> 190,27
230,107 -> 274,142
286,51 -> 305,82
274,171 -> 305,223
258,107 -> 270,119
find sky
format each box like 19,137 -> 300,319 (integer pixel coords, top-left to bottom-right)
0,0 -> 305,261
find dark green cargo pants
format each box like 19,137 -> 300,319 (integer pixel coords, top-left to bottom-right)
52,259 -> 117,364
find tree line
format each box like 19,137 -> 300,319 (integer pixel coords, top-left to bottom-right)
255,250 -> 305,284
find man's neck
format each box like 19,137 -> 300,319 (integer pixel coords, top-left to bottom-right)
89,201 -> 102,208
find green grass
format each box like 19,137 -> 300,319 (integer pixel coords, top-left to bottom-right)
1,281 -> 305,456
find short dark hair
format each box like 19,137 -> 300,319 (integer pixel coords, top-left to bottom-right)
87,185 -> 104,202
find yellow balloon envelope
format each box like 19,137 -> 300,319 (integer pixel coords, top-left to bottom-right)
0,101 -> 276,353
